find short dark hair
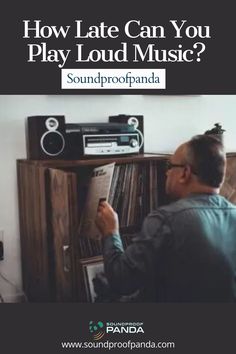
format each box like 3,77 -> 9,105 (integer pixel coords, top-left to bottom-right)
186,135 -> 226,188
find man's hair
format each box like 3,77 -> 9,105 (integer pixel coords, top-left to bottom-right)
186,135 -> 226,188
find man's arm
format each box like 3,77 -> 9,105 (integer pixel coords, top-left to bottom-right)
96,202 -> 167,296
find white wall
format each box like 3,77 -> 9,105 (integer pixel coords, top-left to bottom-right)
0,94 -> 236,301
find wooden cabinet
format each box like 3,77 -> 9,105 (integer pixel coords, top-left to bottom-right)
17,154 -> 168,302
17,153 -> 236,302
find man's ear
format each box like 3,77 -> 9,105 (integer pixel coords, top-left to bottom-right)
179,165 -> 191,184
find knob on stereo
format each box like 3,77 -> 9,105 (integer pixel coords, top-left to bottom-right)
109,114 -> 144,154
130,138 -> 138,148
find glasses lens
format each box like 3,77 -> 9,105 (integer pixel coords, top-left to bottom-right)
166,161 -> 186,170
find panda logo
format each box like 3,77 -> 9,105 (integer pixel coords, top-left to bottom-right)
89,321 -> 105,340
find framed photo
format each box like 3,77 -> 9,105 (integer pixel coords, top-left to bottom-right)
80,256 -> 104,302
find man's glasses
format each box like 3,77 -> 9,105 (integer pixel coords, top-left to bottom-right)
165,160 -> 186,171
165,160 -> 198,175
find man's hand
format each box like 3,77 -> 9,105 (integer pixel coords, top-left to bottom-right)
95,201 -> 119,238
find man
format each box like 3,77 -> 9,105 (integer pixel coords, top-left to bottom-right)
96,135 -> 236,302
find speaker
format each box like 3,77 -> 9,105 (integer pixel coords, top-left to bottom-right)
109,114 -> 144,153
26,116 -> 66,159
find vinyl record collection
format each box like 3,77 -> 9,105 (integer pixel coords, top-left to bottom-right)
78,161 -> 162,258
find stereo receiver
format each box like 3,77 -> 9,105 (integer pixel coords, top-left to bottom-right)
26,117 -> 144,160
66,123 -> 140,157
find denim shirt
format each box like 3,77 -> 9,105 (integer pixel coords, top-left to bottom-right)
102,194 -> 236,302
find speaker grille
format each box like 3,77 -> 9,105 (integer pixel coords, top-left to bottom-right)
40,131 -> 65,156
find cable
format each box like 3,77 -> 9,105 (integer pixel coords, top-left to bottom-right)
0,271 -> 19,289
0,271 -> 28,302
135,128 -> 144,150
